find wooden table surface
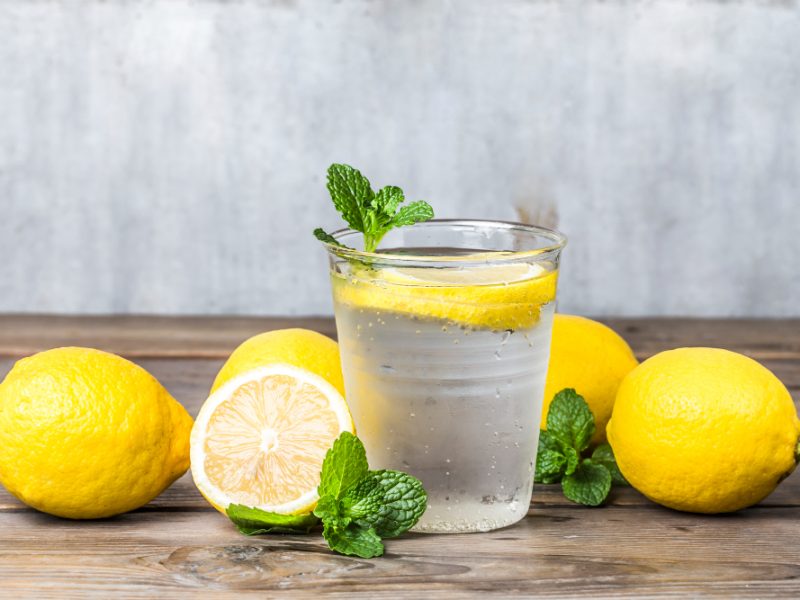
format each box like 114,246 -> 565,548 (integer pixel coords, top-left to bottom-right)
0,315 -> 799,598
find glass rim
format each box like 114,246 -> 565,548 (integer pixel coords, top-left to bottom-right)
321,218 -> 567,265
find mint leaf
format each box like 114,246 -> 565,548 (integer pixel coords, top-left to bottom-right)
315,163 -> 434,253
534,430 -> 567,484
317,431 -> 369,500
322,522 -> 384,558
592,443 -> 628,485
226,505 -> 319,535
564,445 -> 580,476
535,450 -> 566,484
392,200 -> 435,227
326,164 -> 373,232
546,389 -> 595,452
313,228 -> 347,248
562,460 -> 612,507
342,470 -> 427,538
313,494 -> 347,525
374,186 -> 405,218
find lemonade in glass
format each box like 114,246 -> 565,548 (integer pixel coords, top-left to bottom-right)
321,220 -> 566,533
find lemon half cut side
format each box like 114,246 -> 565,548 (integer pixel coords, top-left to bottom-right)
190,363 -> 354,515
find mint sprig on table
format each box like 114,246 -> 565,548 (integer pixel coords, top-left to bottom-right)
225,432 -> 427,559
314,163 -> 434,253
314,432 -> 427,557
535,388 -> 627,506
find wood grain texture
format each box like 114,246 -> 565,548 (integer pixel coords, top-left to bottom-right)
0,316 -> 799,597
1,506 -> 800,598
1,315 -> 798,360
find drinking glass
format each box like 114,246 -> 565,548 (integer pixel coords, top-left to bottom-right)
321,219 -> 566,532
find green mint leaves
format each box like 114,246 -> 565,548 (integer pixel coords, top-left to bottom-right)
225,432 -> 427,559
314,432 -> 427,558
314,164 -> 434,253
226,505 -> 319,535
534,388 -> 627,506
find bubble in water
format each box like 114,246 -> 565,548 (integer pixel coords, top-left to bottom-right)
409,412 -> 416,418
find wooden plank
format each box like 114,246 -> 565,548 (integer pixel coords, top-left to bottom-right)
0,315 -> 798,360
0,314 -> 338,358
603,317 -> 800,361
0,505 -> 799,597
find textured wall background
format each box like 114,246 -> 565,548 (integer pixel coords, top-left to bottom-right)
1,0 -> 799,316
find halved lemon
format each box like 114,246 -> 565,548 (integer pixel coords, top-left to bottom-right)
190,363 -> 353,515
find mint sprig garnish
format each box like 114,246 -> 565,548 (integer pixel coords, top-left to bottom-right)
314,432 -> 427,558
224,432 -> 427,559
534,388 -> 627,506
314,164 -> 434,253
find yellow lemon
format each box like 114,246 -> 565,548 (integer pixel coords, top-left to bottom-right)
607,347 -> 800,513
191,364 -> 353,514
543,315 -> 638,444
331,262 -> 558,330
211,328 -> 344,396
0,347 -> 193,519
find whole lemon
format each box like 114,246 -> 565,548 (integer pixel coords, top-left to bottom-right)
0,347 -> 193,519
211,328 -> 344,395
607,347 -> 800,513
543,314 -> 638,444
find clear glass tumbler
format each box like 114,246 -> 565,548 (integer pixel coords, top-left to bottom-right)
321,220 -> 566,533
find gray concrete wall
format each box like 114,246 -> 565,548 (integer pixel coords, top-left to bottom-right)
1,0 -> 799,317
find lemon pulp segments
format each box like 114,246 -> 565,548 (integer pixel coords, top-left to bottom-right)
191,364 -> 353,514
331,262 -> 558,330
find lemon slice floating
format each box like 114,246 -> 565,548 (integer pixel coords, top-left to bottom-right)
190,364 -> 353,515
332,262 -> 558,330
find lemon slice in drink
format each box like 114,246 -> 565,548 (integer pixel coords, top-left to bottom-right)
190,364 -> 353,515
332,262 -> 558,330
